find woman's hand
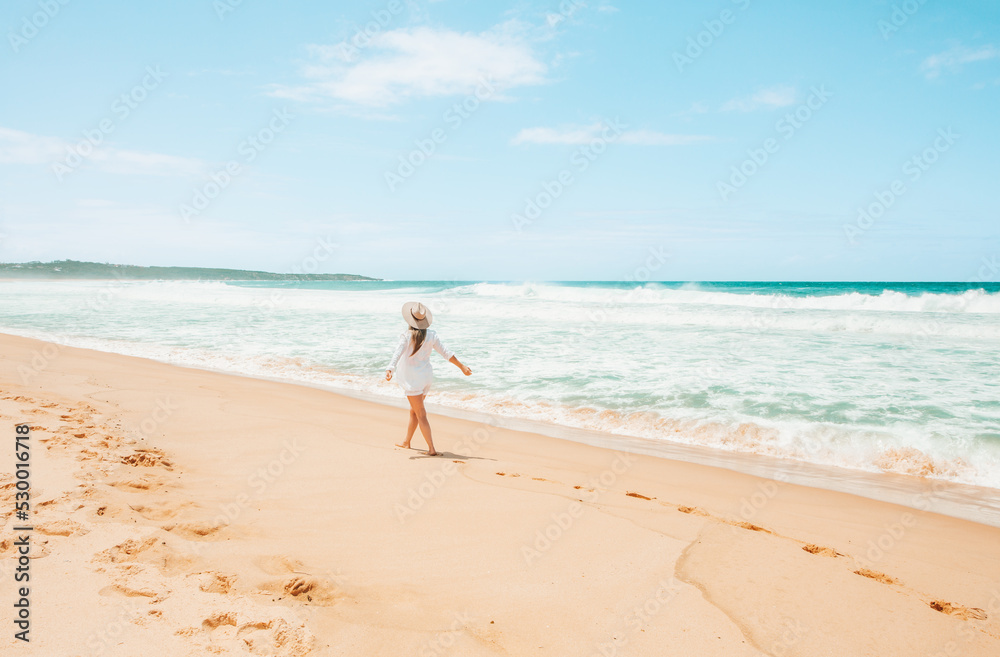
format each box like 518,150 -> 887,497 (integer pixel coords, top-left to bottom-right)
449,355 -> 471,376
385,369 -> 393,381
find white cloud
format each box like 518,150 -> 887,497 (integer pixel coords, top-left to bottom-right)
921,44 -> 999,79
88,149 -> 205,177
187,68 -> 255,77
619,129 -> 712,146
511,123 -> 712,146
0,126 -> 204,177
270,24 -> 547,107
720,85 -> 797,112
512,124 -> 604,145
0,127 -> 64,164
971,77 -> 1000,90
671,101 -> 710,121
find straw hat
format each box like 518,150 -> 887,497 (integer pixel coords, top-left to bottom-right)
402,301 -> 432,329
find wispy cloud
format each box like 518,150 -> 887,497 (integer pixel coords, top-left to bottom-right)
972,77 -> 1000,90
921,44 -> 999,79
671,101 -> 710,121
619,129 -> 712,146
88,149 -> 205,177
0,127 -> 204,177
541,0 -> 617,27
0,127 -> 64,164
720,85 -> 797,112
512,124 -> 601,145
188,68 -> 255,77
269,23 -> 547,108
511,123 -> 712,146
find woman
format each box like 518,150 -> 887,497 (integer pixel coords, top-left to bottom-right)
385,301 -> 471,456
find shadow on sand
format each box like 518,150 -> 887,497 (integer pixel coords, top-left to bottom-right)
398,447 -> 495,462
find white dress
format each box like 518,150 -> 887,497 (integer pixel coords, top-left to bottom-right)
386,329 -> 455,396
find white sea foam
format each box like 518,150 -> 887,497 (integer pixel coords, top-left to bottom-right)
452,282 -> 1000,313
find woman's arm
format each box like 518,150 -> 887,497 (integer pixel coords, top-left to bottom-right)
449,355 -> 472,376
385,332 -> 408,381
431,332 -> 471,376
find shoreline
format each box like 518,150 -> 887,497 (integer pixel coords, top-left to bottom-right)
2,332 -> 999,655
2,327 -> 999,528
226,375 -> 1000,530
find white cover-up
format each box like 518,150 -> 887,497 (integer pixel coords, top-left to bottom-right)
386,329 -> 455,396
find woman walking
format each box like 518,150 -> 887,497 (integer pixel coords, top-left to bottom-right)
385,302 -> 471,456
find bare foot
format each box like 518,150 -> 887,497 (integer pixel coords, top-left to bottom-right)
396,442 -> 411,449
425,450 -> 439,456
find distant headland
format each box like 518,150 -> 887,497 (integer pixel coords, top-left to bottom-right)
0,260 -> 380,281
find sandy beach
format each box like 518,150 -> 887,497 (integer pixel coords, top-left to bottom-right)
1,331 -> 998,656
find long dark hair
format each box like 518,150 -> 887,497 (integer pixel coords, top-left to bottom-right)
409,326 -> 426,355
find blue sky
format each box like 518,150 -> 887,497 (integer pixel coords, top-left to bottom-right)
0,0 -> 997,281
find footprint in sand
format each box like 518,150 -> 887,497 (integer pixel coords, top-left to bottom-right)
161,521 -> 225,541
188,612 -> 314,656
121,449 -> 174,469
729,520 -> 773,533
29,539 -> 53,559
260,575 -> 340,606
35,519 -> 90,537
76,449 -> 106,462
98,537 -> 163,563
0,535 -> 55,559
802,544 -> 843,558
33,494 -> 85,514
853,568 -> 901,585
93,504 -> 111,518
128,501 -> 196,521
93,434 -> 132,451
239,619 -> 302,655
253,555 -> 345,604
74,485 -> 102,500
187,571 -> 236,595
108,477 -> 161,492
95,535 -> 199,576
201,611 -> 239,631
677,506 -> 710,517
42,435 -> 70,448
929,600 -> 988,620
99,565 -> 170,603
626,491 -> 654,501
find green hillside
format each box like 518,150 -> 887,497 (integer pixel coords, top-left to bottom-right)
0,260 -> 379,281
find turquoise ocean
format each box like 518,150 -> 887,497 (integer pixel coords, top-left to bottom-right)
1,279 -> 998,489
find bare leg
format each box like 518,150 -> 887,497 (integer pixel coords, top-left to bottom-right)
405,394 -> 437,456
396,410 -> 418,448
